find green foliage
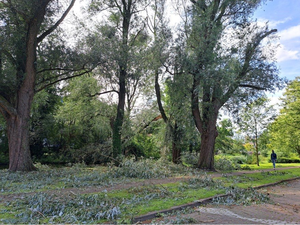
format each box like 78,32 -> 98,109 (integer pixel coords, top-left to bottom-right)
110,158 -> 183,179
215,119 -> 234,153
54,76 -> 112,157
214,156 -> 241,171
181,152 -> 198,166
276,157 -> 300,163
125,133 -> 161,159
270,77 -> 300,156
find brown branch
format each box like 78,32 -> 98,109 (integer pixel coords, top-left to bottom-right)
0,95 -> 17,117
139,114 -> 163,132
37,0 -> 76,43
90,90 -> 118,97
35,68 -> 93,92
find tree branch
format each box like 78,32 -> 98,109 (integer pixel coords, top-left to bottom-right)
37,0 -> 76,43
90,90 -> 119,97
35,68 -> 93,92
0,95 -> 17,117
239,84 -> 265,90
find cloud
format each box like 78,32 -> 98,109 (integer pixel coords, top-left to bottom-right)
278,24 -> 300,41
257,17 -> 291,29
276,44 -> 299,62
269,17 -> 292,28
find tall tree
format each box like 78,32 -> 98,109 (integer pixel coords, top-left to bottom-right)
0,0 -> 86,171
270,77 -> 300,156
238,97 -> 276,166
180,0 -> 283,170
88,0 -> 150,160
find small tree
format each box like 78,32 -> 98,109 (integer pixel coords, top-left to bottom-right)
238,97 -> 276,166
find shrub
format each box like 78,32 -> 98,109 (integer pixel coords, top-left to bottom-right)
181,152 -> 198,166
68,143 -> 112,165
229,155 -> 247,164
275,157 -> 300,163
108,157 -> 177,179
215,156 -> 241,171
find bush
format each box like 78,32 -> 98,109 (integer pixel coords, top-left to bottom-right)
181,152 -> 198,166
69,143 -> 112,165
229,155 -> 247,164
275,157 -> 300,163
215,156 -> 241,171
108,157 -> 189,179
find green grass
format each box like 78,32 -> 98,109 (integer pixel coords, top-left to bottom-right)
219,168 -> 300,188
1,162 -> 300,224
241,163 -> 300,170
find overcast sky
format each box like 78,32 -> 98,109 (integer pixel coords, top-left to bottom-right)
254,0 -> 300,81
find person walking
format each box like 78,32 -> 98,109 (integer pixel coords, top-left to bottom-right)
271,150 -> 277,169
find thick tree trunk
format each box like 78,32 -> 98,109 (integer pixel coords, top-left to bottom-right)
192,77 -> 220,170
197,124 -> 218,170
7,114 -> 36,172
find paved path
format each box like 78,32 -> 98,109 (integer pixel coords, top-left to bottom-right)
135,166 -> 300,224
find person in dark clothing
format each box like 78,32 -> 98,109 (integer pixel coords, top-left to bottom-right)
271,150 -> 277,169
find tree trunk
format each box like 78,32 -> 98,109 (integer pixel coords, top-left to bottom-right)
112,71 -> 126,159
197,123 -> 218,170
7,114 -> 36,172
171,123 -> 181,164
192,77 -> 219,170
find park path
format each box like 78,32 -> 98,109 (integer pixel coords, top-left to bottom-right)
136,166 -> 300,224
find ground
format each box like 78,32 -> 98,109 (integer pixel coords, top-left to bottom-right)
148,176 -> 300,224
1,167 -> 300,224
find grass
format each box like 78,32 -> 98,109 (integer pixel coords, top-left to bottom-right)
241,163 -> 300,170
0,160 -> 300,224
219,168 -> 300,189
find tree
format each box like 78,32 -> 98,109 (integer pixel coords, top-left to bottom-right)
55,76 -> 112,151
88,0 -> 151,160
238,97 -> 276,166
0,0 -> 89,171
215,119 -> 234,154
270,77 -> 300,156
180,0 -> 283,170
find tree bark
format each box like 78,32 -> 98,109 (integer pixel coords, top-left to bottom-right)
7,115 -> 36,172
171,123 -> 181,164
197,122 -> 218,170
6,12 -> 41,171
112,0 -> 131,159
112,71 -> 126,158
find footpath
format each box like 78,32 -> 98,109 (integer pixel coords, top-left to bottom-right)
133,166 -> 300,223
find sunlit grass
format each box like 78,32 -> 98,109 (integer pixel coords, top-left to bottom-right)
218,168 -> 300,189
241,163 -> 300,170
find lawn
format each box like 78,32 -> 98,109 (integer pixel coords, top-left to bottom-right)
241,163 -> 300,170
0,160 -> 300,224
